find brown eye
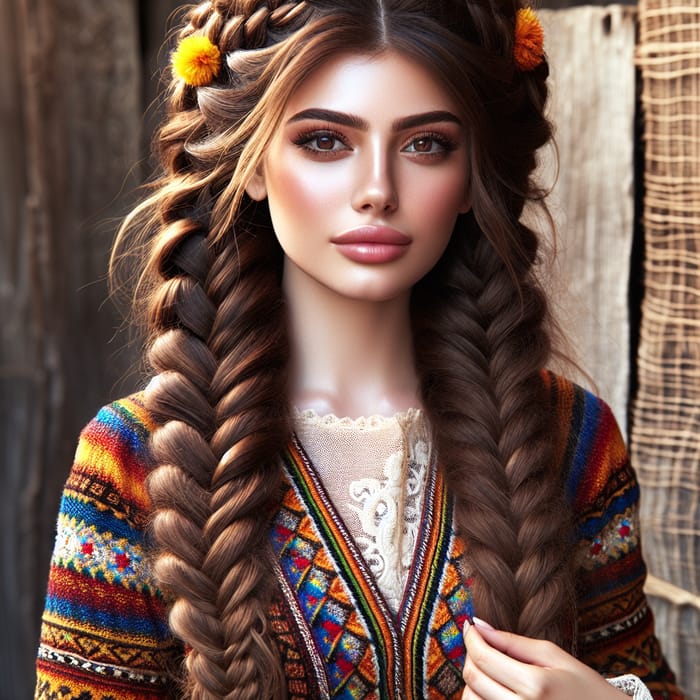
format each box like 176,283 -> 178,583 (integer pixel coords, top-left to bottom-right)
413,137 -> 434,153
293,130 -> 349,154
402,134 -> 454,156
315,134 -> 336,150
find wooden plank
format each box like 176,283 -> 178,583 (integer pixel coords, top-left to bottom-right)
537,6 -> 637,435
1,1 -> 142,696
0,0 -> 32,692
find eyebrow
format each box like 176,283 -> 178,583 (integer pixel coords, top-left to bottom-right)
286,108 -> 462,131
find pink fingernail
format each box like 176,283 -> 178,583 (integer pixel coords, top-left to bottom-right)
462,614 -> 473,636
473,616 -> 495,631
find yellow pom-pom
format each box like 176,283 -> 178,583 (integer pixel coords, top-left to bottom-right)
514,7 -> 545,71
172,35 -> 222,87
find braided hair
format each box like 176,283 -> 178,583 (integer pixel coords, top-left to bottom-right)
111,1 -> 574,697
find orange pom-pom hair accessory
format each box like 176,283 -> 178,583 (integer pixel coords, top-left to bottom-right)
514,7 -> 545,71
172,35 -> 222,87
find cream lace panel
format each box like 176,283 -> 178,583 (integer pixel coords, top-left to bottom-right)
293,407 -> 431,614
608,675 -> 653,699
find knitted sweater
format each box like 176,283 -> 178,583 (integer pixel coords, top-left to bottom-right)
35,375 -> 685,699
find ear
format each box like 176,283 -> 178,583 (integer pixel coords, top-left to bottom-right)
458,188 -> 472,214
459,155 -> 473,214
245,163 -> 267,201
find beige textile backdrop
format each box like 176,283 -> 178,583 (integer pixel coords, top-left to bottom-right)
543,7 -> 700,696
634,1 -> 700,696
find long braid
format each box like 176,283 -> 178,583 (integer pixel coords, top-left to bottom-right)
147,224 -> 289,699
416,220 -> 574,645
139,3 -> 310,698
412,0 -> 575,644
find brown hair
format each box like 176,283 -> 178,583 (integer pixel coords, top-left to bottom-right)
111,1 -> 574,697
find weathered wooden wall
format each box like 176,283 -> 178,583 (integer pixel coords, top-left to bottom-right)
0,2 -> 153,697
538,6 -> 637,434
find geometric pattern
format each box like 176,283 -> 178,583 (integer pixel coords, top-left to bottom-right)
51,512 -> 154,590
270,438 -> 473,699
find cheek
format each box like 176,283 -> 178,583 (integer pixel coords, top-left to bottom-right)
266,159 -> 344,232
405,166 -> 469,227
267,163 -> 310,221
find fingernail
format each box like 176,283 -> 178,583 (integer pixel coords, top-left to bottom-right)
473,616 -> 495,631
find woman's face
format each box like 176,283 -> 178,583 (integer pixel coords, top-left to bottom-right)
247,50 -> 471,302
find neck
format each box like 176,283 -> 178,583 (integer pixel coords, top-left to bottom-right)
283,264 -> 421,419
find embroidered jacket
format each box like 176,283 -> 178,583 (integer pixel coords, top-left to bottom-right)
35,375 -> 685,699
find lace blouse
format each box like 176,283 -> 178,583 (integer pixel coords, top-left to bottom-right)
293,406 -> 430,614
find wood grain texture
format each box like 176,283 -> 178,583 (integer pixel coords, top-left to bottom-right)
537,6 -> 637,435
0,1 -> 142,696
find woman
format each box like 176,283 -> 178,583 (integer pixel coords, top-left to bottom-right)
36,1 -> 685,698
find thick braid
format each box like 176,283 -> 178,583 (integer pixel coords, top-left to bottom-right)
182,1 -> 309,55
415,231 -> 523,634
477,227 -> 574,643
139,4 -> 309,698
416,223 -> 574,644
412,0 -> 573,640
147,224 -> 288,699
485,255 -> 575,642
430,0 -> 575,645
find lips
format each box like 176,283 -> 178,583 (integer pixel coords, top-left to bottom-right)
331,225 -> 411,246
331,226 -> 411,264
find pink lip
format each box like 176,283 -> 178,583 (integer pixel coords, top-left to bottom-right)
331,226 -> 411,264
332,226 -> 411,245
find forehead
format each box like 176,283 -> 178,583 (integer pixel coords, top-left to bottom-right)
283,50 -> 461,118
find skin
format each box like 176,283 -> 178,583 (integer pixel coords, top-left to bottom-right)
248,48 -> 629,698
463,620 -> 627,699
246,50 -> 470,417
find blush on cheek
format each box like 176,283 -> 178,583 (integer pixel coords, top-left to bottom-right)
277,168 -> 337,218
418,181 -> 468,224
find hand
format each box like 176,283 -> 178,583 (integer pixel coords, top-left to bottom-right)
462,618 -> 628,699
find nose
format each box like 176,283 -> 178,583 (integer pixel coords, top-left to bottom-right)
351,141 -> 398,214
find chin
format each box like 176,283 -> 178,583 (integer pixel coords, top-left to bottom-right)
338,285 -> 412,303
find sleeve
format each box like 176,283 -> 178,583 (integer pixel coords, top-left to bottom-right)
35,396 -> 181,700
564,388 -> 686,700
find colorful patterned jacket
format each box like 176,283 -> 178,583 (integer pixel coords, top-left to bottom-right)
35,375 -> 685,699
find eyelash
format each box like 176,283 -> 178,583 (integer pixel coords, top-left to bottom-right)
291,128 -> 458,159
403,131 -> 458,156
292,128 -> 350,156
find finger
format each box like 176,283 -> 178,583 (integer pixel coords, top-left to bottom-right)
461,685 -> 486,700
463,653 -> 518,700
464,622 -> 546,695
472,619 -> 569,668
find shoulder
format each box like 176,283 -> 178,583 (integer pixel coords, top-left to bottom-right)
65,392 -> 156,529
543,371 -> 636,515
40,394 -> 178,694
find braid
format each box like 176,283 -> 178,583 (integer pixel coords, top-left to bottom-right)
147,223 -> 288,700
138,4 -> 305,698
413,0 -> 576,645
416,217 -> 575,645
181,1 -> 310,54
